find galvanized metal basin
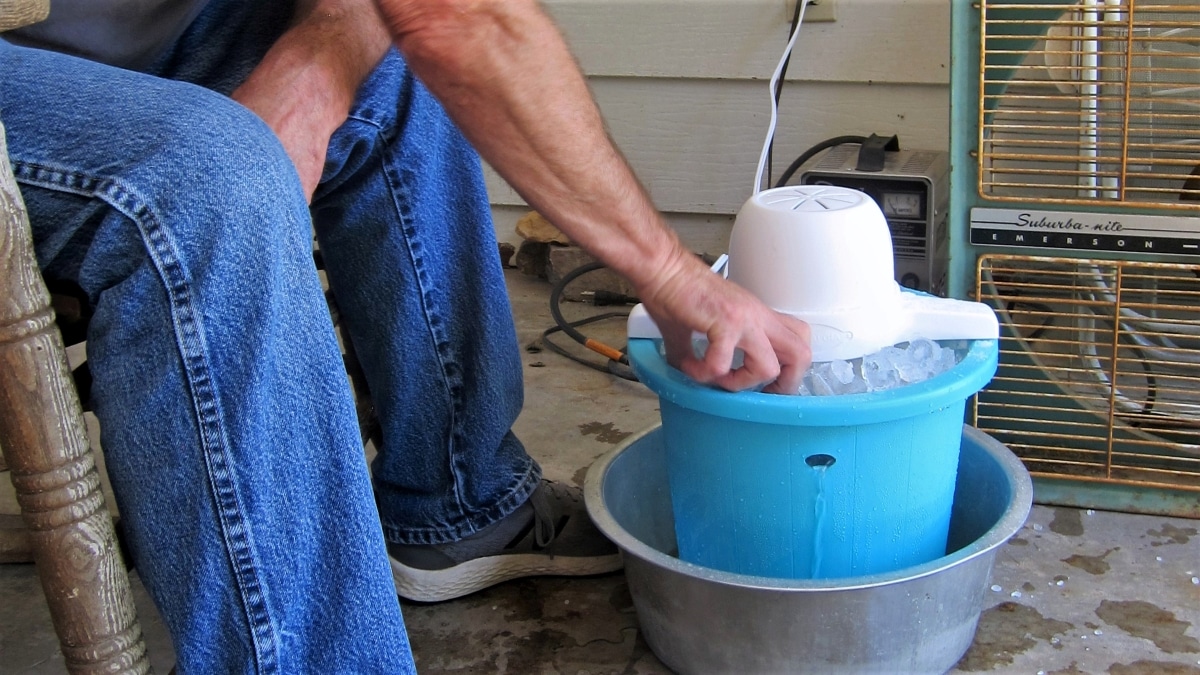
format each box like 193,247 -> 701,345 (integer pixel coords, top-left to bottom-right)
584,425 -> 1032,674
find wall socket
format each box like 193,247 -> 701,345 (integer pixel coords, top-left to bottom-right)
803,0 -> 836,22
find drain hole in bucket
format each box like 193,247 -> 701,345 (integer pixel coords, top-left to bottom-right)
805,453 -> 836,468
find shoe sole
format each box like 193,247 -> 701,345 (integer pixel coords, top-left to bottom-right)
391,551 -> 623,603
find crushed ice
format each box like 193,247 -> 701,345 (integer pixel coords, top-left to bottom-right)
679,337 -> 969,395
798,339 -> 965,396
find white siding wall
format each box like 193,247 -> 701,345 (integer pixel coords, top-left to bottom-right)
490,0 -> 952,255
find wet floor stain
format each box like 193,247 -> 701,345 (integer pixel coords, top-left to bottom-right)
1095,599 -> 1200,654
571,465 -> 589,488
1062,547 -> 1118,575
1147,523 -> 1198,546
579,421 -> 632,445
1047,662 -> 1087,675
1109,660 -> 1200,674
955,601 -> 1074,671
1008,536 -> 1030,547
1049,508 -> 1084,536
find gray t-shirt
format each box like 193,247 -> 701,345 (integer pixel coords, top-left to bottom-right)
5,0 -> 208,70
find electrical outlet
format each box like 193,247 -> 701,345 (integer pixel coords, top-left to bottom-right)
803,0 -> 836,22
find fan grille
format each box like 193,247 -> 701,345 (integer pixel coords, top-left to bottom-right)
974,253 -> 1200,491
979,1 -> 1200,207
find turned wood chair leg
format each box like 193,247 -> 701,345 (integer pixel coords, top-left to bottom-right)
2,450 -> 36,562
0,122 -> 151,673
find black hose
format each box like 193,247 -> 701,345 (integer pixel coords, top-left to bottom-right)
542,261 -> 638,380
774,135 -> 869,188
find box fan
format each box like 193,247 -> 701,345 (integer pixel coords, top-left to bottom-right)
948,0 -> 1200,516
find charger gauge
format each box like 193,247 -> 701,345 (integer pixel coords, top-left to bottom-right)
800,148 -> 949,294
882,192 -> 922,218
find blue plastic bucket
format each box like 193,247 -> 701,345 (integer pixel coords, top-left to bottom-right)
626,338 -> 998,580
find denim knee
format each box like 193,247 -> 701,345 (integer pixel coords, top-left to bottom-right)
3,48 -> 313,328
101,84 -> 310,257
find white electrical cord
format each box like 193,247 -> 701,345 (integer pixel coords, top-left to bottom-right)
752,0 -> 809,194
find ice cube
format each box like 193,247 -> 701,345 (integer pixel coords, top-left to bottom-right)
829,359 -> 855,385
808,369 -> 836,396
862,350 -> 902,391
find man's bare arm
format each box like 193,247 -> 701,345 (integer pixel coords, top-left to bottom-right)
375,0 -> 811,392
232,0 -> 391,199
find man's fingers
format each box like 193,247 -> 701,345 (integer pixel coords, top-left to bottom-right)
703,331 -> 780,392
768,314 -> 813,387
761,359 -> 806,395
690,330 -> 739,382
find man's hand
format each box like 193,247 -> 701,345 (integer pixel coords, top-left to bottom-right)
232,1 -> 390,201
642,251 -> 812,395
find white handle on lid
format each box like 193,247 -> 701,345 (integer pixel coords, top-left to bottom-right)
892,293 -> 999,346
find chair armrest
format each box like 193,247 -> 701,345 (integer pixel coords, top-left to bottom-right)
0,0 -> 49,32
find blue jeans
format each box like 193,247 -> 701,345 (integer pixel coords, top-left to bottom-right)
0,1 -> 538,671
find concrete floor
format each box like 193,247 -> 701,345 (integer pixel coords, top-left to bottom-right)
3,268 -> 1199,674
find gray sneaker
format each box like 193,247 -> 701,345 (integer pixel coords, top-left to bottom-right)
387,480 -> 623,602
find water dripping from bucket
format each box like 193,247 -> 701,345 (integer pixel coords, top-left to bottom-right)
805,454 -> 836,578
